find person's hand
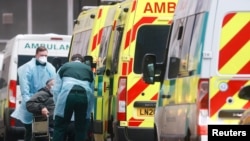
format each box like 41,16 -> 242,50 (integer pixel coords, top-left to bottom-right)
41,107 -> 49,117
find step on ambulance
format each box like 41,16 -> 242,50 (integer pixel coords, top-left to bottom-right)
141,0 -> 250,140
90,0 -> 177,141
0,34 -> 71,141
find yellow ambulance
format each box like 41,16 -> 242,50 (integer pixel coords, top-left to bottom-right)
69,3 -> 121,141
142,0 -> 250,140
91,0 -> 177,140
69,6 -> 98,59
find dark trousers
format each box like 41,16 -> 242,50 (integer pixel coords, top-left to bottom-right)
53,91 -> 88,141
24,124 -> 32,141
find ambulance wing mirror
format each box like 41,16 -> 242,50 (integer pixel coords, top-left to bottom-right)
168,57 -> 180,79
238,85 -> 250,100
142,54 -> 156,84
0,53 -> 3,71
83,55 -> 96,68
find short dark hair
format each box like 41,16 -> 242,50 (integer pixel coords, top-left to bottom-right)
46,78 -> 54,85
71,54 -> 83,62
36,46 -> 48,54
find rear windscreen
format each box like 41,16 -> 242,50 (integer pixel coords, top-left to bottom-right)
18,55 -> 68,71
134,25 -> 170,74
17,55 -> 68,85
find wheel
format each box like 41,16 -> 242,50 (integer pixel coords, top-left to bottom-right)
3,127 -> 16,141
3,108 -> 17,141
154,124 -> 158,141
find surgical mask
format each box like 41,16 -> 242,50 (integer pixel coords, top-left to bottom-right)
50,86 -> 54,94
38,56 -> 47,64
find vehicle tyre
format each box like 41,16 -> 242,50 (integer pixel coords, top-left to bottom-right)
154,124 -> 158,141
112,136 -> 117,141
3,108 -> 16,141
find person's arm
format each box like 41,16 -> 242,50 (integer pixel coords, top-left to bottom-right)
52,72 -> 63,104
26,91 -> 47,114
18,65 -> 32,102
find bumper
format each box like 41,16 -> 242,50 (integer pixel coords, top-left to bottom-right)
7,125 -> 25,139
5,108 -> 25,140
113,121 -> 154,141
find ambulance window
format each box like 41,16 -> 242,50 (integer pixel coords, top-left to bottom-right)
166,13 -> 206,79
97,26 -> 112,74
0,56 -> 10,88
134,25 -> 170,74
178,16 -> 195,75
188,14 -> 206,73
18,55 -> 68,71
111,26 -> 123,74
70,30 -> 92,57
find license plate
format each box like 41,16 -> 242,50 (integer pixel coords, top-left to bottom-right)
137,108 -> 155,117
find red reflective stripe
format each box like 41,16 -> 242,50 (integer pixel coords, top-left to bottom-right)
131,0 -> 136,12
98,8 -> 102,19
151,93 -> 158,101
243,101 -> 250,109
210,62 -> 250,116
112,20 -> 117,31
240,61 -> 250,74
219,22 -> 250,69
124,17 -> 157,49
132,17 -> 157,42
128,117 -> 143,126
127,78 -> 148,105
222,13 -> 236,27
124,30 -> 131,49
127,58 -> 133,74
98,28 -> 103,45
210,82 -> 247,117
122,62 -> 127,75
91,34 -> 98,51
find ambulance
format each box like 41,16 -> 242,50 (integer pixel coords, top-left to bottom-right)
90,0 -> 177,140
69,3 -> 121,141
69,6 -> 98,60
141,0 -> 250,140
0,34 -> 71,141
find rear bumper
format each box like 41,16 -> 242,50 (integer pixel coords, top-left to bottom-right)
7,125 -> 25,139
113,121 -> 154,141
5,108 -> 25,140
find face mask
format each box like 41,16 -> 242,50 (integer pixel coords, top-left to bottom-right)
38,56 -> 47,64
49,86 -> 54,94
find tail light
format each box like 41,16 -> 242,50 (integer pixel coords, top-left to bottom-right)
117,77 -> 127,121
9,80 -> 17,126
197,79 -> 209,135
9,80 -> 16,108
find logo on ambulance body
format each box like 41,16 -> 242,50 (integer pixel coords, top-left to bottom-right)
143,1 -> 176,14
18,41 -> 70,56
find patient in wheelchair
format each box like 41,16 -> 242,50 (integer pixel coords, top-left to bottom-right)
26,78 -> 55,141
26,79 -> 75,141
